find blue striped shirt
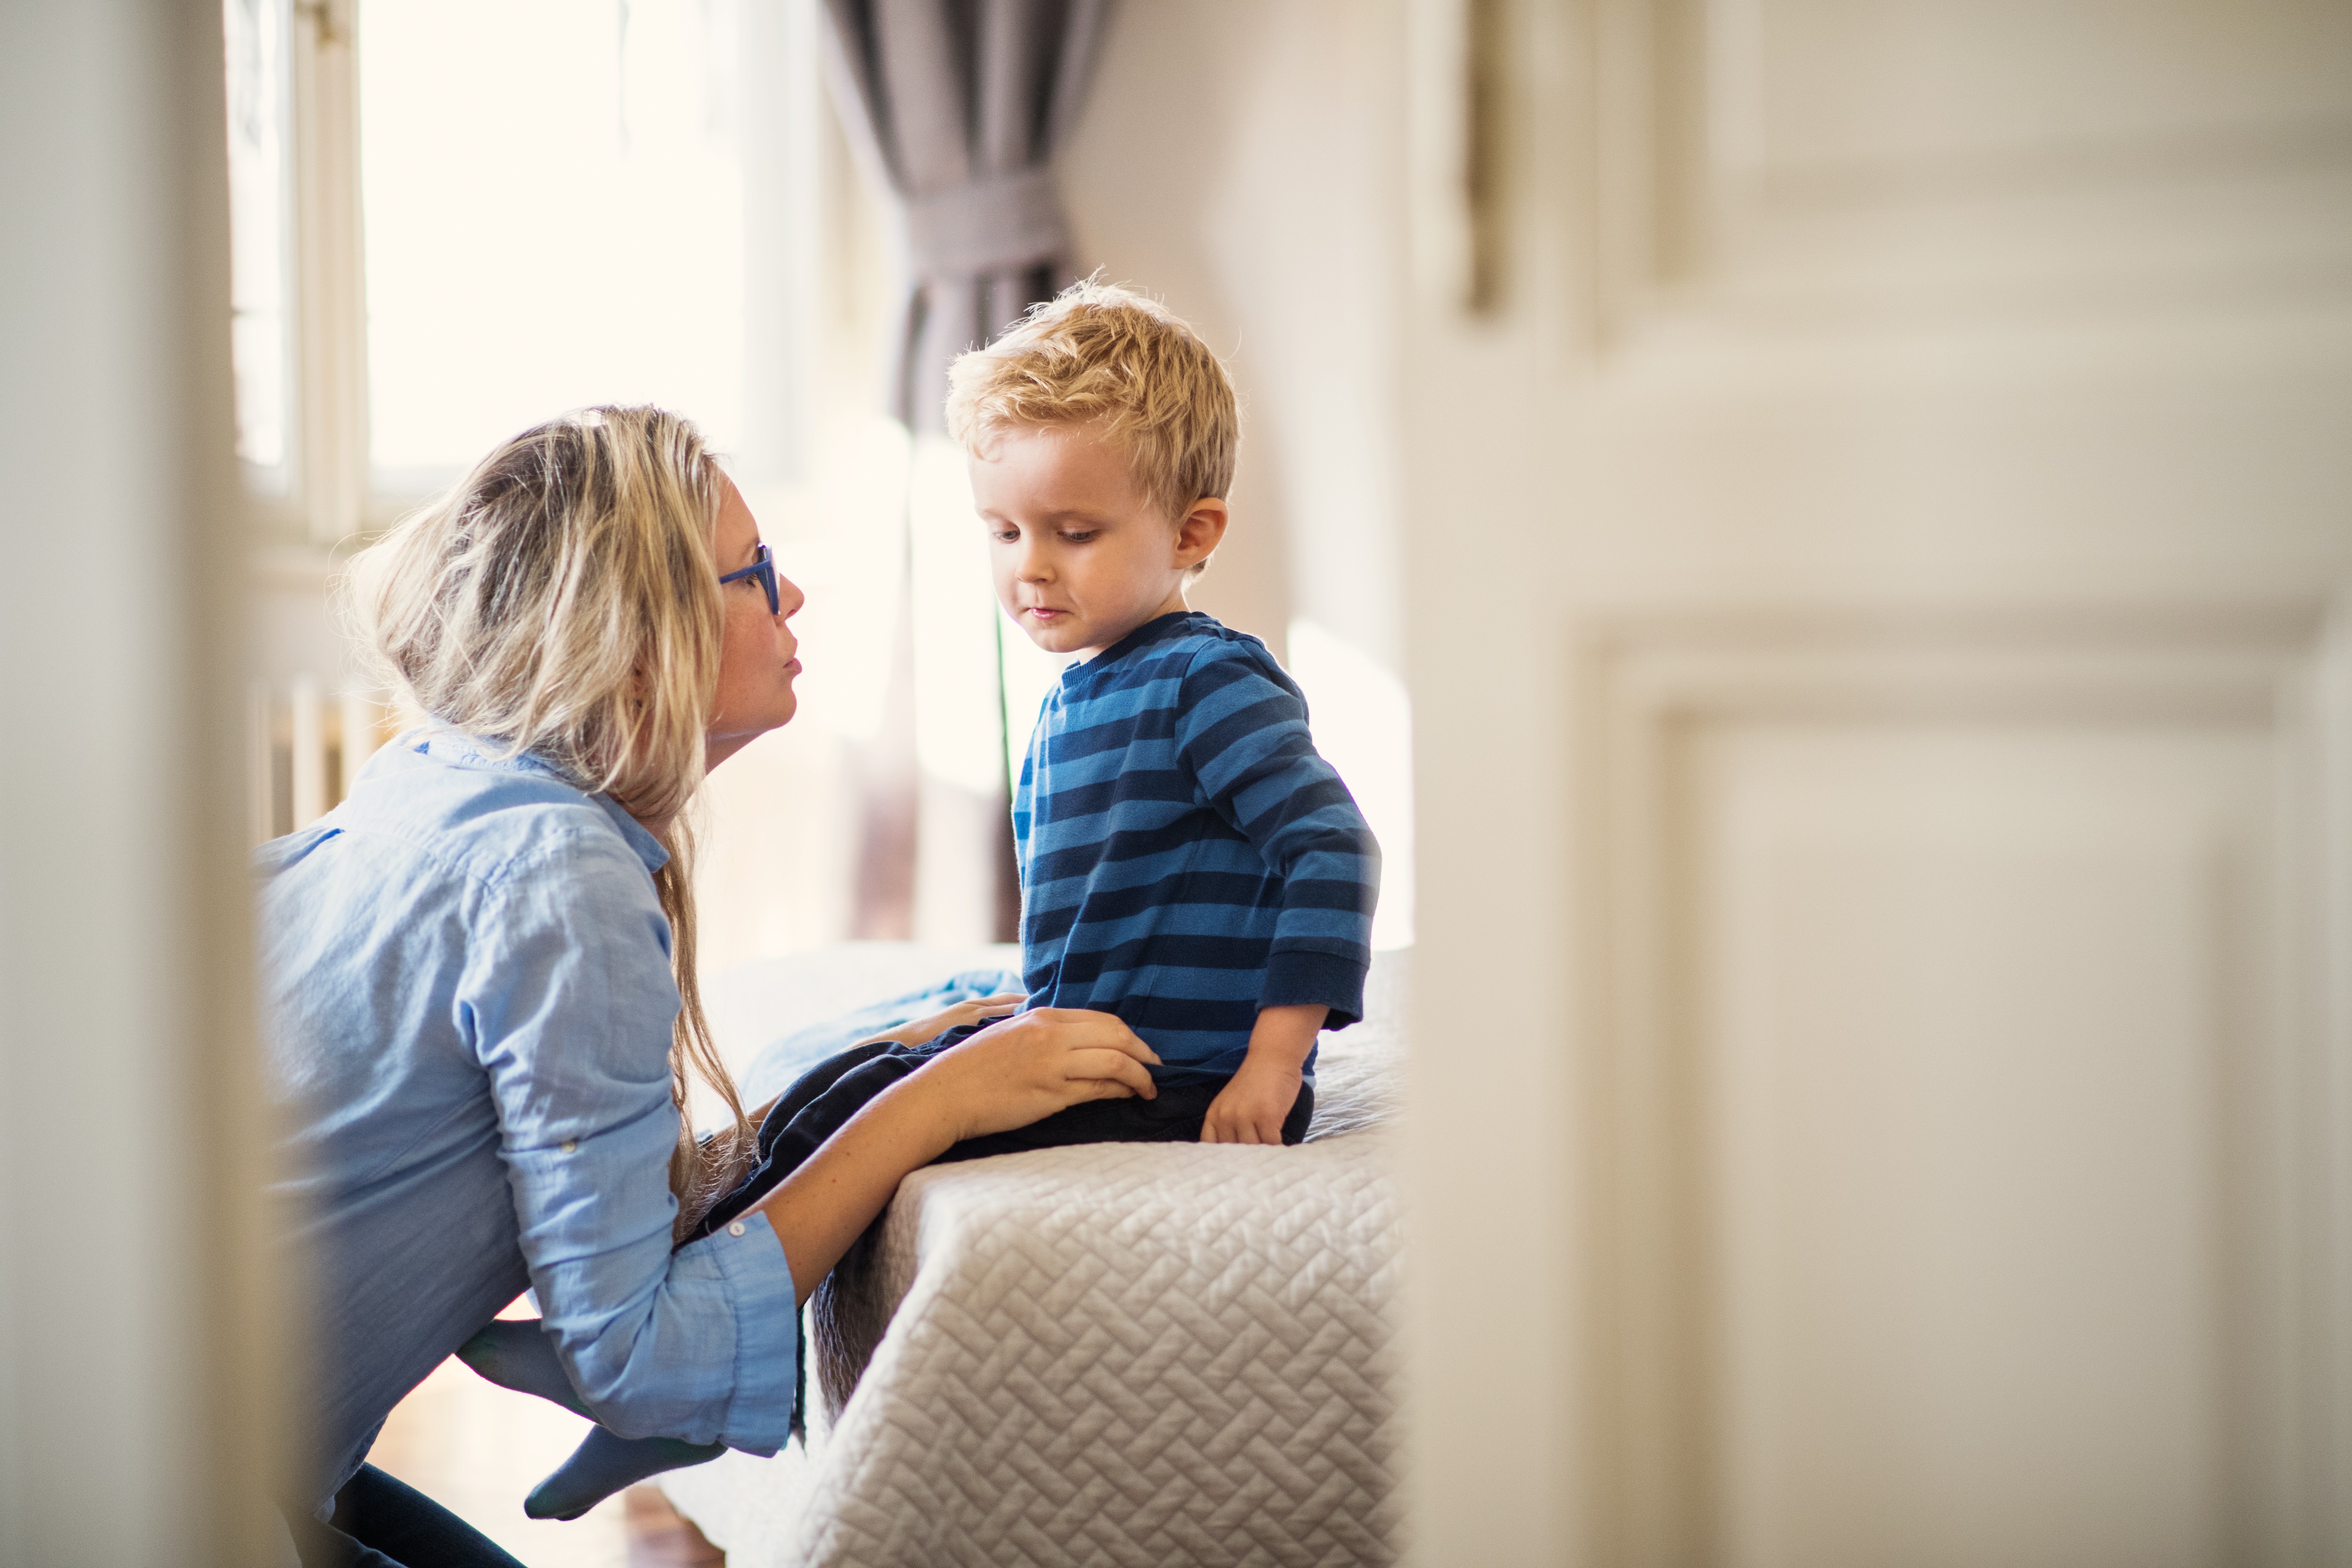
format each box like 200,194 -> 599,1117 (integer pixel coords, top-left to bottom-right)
1014,612 -> 1379,1081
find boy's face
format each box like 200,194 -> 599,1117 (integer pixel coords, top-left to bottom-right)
971,422 -> 1226,660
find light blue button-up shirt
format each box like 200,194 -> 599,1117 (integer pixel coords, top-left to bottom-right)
258,732 -> 797,1514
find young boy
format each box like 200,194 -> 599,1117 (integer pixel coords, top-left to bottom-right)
465,280 -> 1380,1517
958,278 -> 1380,1144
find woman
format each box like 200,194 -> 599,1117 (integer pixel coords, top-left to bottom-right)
260,407 -> 1157,1567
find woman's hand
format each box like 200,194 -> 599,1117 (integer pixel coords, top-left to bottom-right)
860,992 -> 1028,1049
918,1007 -> 1160,1142
753,1007 -> 1157,1302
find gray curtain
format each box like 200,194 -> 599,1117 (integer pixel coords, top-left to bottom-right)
822,0 -> 1111,431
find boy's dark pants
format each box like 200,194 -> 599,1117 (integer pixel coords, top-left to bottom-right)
687,1026 -> 1315,1246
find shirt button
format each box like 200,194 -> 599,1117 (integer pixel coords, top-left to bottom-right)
560,1139 -> 577,1154
727,1222 -> 746,1238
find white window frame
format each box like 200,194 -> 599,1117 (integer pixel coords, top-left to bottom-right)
228,0 -> 368,548
285,0 -> 370,545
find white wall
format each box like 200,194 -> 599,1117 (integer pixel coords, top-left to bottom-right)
1061,0 -> 1410,676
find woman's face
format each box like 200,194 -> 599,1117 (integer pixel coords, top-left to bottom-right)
706,475 -> 804,770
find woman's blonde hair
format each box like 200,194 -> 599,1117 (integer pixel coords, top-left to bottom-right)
346,405 -> 754,1233
944,277 -> 1239,576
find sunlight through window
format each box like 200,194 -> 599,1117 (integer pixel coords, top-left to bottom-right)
223,0 -> 292,485
359,0 -> 751,491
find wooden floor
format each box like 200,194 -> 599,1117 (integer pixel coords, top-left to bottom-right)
368,1351 -> 723,1567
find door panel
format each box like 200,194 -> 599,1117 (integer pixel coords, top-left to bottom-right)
1696,723 -> 2265,1568
1399,1 -> 2352,1562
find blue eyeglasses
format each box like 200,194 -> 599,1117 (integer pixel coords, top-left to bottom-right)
719,542 -> 780,615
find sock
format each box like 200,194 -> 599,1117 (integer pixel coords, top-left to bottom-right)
455,1318 -> 590,1419
525,1427 -> 727,1521
461,1318 -> 728,1519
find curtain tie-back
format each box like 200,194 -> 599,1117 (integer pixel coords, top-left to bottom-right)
901,166 -> 1069,280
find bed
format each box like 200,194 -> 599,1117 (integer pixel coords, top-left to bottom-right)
663,943 -> 1407,1567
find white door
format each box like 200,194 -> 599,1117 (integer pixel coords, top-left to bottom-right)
1401,3 -> 2352,1564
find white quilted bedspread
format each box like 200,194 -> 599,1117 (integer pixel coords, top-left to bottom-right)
663,947 -> 1406,1567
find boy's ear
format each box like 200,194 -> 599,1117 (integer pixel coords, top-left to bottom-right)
1173,497 -> 1229,568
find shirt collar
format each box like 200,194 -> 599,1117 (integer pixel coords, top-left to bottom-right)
412,727 -> 670,874
593,797 -> 670,874
415,728 -> 561,777
1063,611 -> 1207,686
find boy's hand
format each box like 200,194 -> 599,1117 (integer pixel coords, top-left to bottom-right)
1200,1056 -> 1304,1145
1200,1002 -> 1327,1145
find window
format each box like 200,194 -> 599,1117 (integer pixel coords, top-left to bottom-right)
362,0 -> 767,493
223,0 -> 885,542
224,0 -> 923,965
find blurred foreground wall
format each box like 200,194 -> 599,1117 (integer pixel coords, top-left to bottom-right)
1402,2 -> 2352,1564
0,3 -> 274,1564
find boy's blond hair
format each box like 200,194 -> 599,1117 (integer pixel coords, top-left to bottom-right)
945,279 -> 1239,560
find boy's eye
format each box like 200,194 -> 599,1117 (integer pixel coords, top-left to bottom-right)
1061,529 -> 1097,543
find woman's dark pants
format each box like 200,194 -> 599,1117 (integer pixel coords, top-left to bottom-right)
282,1465 -> 526,1568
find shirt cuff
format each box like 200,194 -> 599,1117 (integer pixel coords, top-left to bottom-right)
1260,948 -> 1367,1030
685,1210 -> 799,1455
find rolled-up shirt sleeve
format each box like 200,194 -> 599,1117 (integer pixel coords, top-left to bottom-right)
461,833 -> 798,1452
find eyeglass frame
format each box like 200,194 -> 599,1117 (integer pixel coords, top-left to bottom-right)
719,541 -> 780,616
